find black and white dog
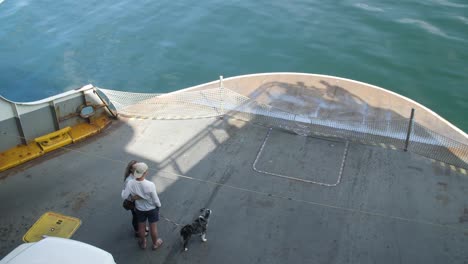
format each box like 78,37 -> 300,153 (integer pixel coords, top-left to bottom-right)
180,208 -> 212,251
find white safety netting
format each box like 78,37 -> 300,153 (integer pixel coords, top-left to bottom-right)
98,87 -> 468,169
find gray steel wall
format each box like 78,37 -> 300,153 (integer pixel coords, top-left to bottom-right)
0,85 -> 106,153
55,94 -> 85,129
0,117 -> 22,150
18,106 -> 56,141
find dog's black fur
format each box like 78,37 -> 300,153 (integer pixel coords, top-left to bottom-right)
180,208 -> 212,251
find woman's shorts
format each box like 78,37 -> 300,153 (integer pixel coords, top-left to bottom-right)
135,207 -> 159,223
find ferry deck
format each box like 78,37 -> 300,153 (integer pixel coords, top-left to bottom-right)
0,73 -> 467,263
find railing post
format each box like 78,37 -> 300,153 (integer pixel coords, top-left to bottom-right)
49,100 -> 60,130
219,75 -> 225,116
12,103 -> 27,144
404,108 -> 415,152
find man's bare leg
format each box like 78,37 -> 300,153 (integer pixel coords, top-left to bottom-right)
150,222 -> 163,250
138,222 -> 147,249
150,222 -> 158,245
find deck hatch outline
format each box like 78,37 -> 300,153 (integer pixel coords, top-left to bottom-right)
253,128 -> 349,186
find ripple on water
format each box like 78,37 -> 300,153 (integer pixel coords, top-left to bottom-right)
431,0 -> 467,8
454,16 -> 468,25
397,18 -> 456,40
353,3 -> 384,12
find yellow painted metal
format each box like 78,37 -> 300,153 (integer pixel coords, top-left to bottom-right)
23,211 -> 81,242
34,127 -> 72,153
68,115 -> 111,143
91,115 -> 112,130
69,123 -> 100,143
0,141 -> 43,171
0,114 -> 112,172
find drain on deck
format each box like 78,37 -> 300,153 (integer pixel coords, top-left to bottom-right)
253,128 -> 349,186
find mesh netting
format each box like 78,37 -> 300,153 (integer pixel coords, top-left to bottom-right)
99,88 -> 225,119
98,87 -> 468,169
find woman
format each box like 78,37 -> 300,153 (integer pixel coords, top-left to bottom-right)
123,160 -> 148,237
122,162 -> 163,250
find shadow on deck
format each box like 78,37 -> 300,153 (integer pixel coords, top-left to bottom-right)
1,108 -> 467,263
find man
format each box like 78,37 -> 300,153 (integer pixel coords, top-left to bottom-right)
121,162 -> 163,250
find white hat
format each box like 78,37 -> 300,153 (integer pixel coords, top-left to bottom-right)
133,162 -> 148,179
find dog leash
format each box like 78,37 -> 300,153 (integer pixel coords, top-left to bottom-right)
160,213 -> 182,227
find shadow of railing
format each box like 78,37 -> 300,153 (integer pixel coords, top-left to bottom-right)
232,79 -> 468,169
99,74 -> 468,169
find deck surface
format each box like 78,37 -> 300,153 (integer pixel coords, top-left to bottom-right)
1,117 -> 467,263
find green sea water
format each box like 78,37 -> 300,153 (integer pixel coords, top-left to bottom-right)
0,0 -> 467,131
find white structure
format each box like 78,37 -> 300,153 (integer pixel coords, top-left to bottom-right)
0,237 -> 115,264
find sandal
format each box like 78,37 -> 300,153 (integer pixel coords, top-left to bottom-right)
152,238 -> 163,250
138,239 -> 147,250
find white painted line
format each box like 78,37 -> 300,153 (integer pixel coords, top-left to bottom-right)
252,128 -> 349,187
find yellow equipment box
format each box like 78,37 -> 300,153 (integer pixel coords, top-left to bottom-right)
23,212 -> 81,242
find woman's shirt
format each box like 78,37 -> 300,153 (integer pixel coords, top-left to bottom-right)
121,178 -> 161,211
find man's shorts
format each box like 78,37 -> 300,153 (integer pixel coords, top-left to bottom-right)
135,207 -> 159,223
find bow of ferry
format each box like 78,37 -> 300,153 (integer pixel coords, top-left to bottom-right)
1,73 -> 467,263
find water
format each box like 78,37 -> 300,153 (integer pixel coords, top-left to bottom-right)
0,0 -> 467,131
